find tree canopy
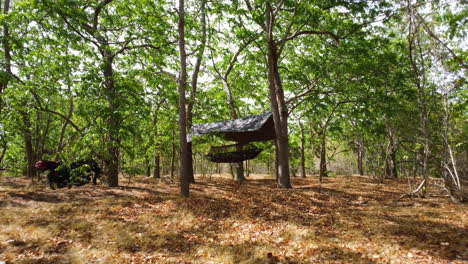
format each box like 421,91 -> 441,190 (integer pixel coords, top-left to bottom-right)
0,0 -> 466,200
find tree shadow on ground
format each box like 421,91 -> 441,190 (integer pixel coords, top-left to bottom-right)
0,199 -> 26,208
0,235 -> 74,264
7,192 -> 65,203
376,213 -> 468,261
182,179 -> 468,262
184,184 -> 334,226
302,185 -> 468,262
0,179 -> 27,189
303,245 -> 379,264
2,175 -> 466,263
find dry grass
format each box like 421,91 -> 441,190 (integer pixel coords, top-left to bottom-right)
0,174 -> 466,264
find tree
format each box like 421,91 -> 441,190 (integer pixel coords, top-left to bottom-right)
186,0 -> 208,184
178,0 -> 190,197
36,0 -> 173,186
210,33 -> 257,181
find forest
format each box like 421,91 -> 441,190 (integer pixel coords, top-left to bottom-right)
0,0 -> 467,263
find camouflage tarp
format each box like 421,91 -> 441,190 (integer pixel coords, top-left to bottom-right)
189,112 -> 275,143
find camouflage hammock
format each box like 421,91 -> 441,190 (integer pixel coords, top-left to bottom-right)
190,112 -> 274,163
205,143 -> 262,163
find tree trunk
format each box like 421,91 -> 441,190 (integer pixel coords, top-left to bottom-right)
0,0 -> 11,114
0,139 -> 6,165
441,94 -> 464,202
219,45 -> 245,181
178,0 -> 190,197
386,123 -> 398,179
21,112 -> 35,180
152,113 -> 161,179
170,145 -> 176,179
185,1 -> 207,185
391,148 -> 398,178
55,97 -> 73,160
309,121 -> 317,176
319,133 -> 327,182
153,152 -> 161,179
265,5 -> 291,188
234,158 -> 245,181
145,157 -> 151,177
298,119 -> 306,178
0,0 -> 11,96
357,148 -> 364,176
355,136 -> 365,176
274,141 -> 279,181
170,129 -> 176,179
408,1 -> 430,196
413,153 -> 418,179
186,143 -> 195,183
102,51 -> 120,187
384,158 -> 392,178
267,155 -> 271,176
245,160 -> 250,177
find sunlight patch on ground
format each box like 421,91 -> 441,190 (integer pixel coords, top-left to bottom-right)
0,175 -> 466,263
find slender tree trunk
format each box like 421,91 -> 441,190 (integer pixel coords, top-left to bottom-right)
230,93 -> 244,182
102,52 -> 120,187
267,155 -> 271,176
386,123 -> 398,179
223,86 -> 244,181
0,140 -> 6,165
218,41 -> 245,181
152,112 -> 159,179
413,153 -> 418,179
34,118 -> 46,182
274,141 -> 279,181
178,0 -> 190,197
170,145 -> 176,179
170,129 -> 176,179
384,158 -> 392,178
21,112 -> 35,180
152,114 -> 160,179
186,143 -> 195,182
309,122 -> 316,176
319,130 -> 328,182
298,119 -> 306,178
441,95 -> 464,202
265,5 -> 291,188
185,1 -> 207,185
355,136 -> 365,176
34,112 -> 42,159
161,157 -> 166,175
357,148 -> 364,176
408,1 -> 430,196
0,0 -> 11,124
245,160 -> 250,177
0,0 -> 11,98
391,148 -> 398,178
145,156 -> 151,177
55,98 -> 73,160
153,153 -> 160,179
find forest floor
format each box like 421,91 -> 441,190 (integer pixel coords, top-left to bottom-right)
0,174 -> 466,264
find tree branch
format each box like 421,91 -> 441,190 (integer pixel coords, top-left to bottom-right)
113,42 -> 175,57
30,89 -> 81,132
415,12 -> 467,69
224,37 -> 256,80
282,30 -> 340,44
93,0 -> 114,31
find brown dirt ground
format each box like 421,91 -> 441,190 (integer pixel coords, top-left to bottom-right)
0,174 -> 466,264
